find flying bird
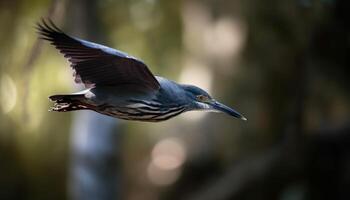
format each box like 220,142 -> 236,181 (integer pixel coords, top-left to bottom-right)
37,19 -> 246,122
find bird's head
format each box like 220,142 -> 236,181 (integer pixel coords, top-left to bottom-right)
182,85 -> 247,120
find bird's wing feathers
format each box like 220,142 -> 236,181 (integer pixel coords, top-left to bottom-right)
37,19 -> 160,90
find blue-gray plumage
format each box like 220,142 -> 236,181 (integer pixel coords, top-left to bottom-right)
37,19 -> 246,122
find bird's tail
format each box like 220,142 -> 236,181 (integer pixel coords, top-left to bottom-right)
49,94 -> 91,112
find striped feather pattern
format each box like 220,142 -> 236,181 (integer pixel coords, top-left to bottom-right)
97,100 -> 187,122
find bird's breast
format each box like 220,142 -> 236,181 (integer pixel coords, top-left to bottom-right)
95,99 -> 188,122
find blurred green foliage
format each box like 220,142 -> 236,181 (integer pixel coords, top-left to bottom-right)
0,0 -> 349,200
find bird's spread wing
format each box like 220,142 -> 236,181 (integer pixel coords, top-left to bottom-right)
37,19 -> 160,90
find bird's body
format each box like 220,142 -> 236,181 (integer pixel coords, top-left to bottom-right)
37,19 -> 246,122
50,77 -> 201,122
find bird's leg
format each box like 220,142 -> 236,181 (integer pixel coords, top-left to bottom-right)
49,94 -> 93,112
50,102 -> 88,112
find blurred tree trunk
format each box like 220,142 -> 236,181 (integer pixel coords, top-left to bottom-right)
67,0 -> 121,200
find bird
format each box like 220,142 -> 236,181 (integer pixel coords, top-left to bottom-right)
37,19 -> 247,122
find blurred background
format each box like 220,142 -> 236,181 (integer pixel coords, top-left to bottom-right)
0,0 -> 350,199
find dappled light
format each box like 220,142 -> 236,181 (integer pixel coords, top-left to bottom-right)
203,17 -> 246,64
0,74 -> 17,114
151,137 -> 186,171
147,137 -> 186,186
0,0 -> 350,200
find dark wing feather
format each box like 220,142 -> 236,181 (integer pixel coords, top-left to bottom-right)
36,19 -> 160,90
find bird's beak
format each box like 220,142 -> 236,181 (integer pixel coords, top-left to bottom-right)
209,101 -> 247,121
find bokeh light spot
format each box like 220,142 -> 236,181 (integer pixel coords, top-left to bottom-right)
147,137 -> 187,186
0,74 -> 17,113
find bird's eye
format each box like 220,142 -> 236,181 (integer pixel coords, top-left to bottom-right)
196,95 -> 208,102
